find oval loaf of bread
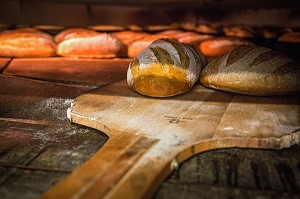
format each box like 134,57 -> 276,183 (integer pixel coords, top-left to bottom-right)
200,45 -> 300,95
127,39 -> 207,97
56,28 -> 126,58
0,28 -> 56,57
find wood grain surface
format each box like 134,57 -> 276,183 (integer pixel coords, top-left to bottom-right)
42,79 -> 300,199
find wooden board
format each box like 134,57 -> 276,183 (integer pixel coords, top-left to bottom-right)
0,117 -> 107,199
3,58 -> 130,86
42,80 -> 300,199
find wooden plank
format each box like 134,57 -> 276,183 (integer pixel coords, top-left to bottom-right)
42,79 -> 300,199
0,58 -> 11,73
0,117 -> 108,199
0,75 -> 91,121
3,58 -> 131,86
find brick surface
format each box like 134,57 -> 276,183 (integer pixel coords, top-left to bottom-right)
3,58 -> 130,86
0,58 -> 11,73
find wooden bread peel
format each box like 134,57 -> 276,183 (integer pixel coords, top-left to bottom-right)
41,79 -> 300,199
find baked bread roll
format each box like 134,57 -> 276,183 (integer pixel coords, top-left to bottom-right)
0,28 -> 56,57
223,26 -> 254,38
200,45 -> 300,96
54,28 -> 99,44
196,24 -> 218,35
157,31 -> 214,46
127,35 -> 173,58
112,31 -> 149,46
199,36 -> 254,57
278,32 -> 300,43
56,28 -> 126,58
127,39 -> 207,97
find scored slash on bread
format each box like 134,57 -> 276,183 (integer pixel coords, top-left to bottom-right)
200,45 -> 300,96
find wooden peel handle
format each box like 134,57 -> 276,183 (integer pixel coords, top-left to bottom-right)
41,132 -> 158,199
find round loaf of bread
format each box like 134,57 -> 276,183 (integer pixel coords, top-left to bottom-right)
200,45 -> 300,96
127,39 -> 207,97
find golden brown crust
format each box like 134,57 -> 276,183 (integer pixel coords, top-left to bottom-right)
200,45 -> 300,96
0,29 -> 56,57
199,36 -> 255,57
129,63 -> 192,97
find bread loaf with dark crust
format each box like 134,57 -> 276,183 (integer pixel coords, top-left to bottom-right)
200,45 -> 300,96
127,39 -> 207,97
0,28 -> 56,57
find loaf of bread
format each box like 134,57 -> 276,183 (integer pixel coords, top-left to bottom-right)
127,39 -> 207,97
196,24 -> 218,35
200,45 -> 300,96
278,32 -> 300,43
0,28 -> 57,57
223,26 -> 254,38
55,28 -> 126,58
199,36 -> 254,57
127,35 -> 173,58
112,31 -> 149,46
54,28 -> 99,44
156,30 -> 213,46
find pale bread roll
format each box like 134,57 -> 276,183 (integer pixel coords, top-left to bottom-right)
54,28 -> 99,44
127,39 -> 207,97
0,28 -> 56,57
56,28 -> 126,58
200,45 -> 300,96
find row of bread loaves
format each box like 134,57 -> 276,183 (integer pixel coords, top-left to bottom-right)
0,28 -> 126,58
127,40 -> 300,97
